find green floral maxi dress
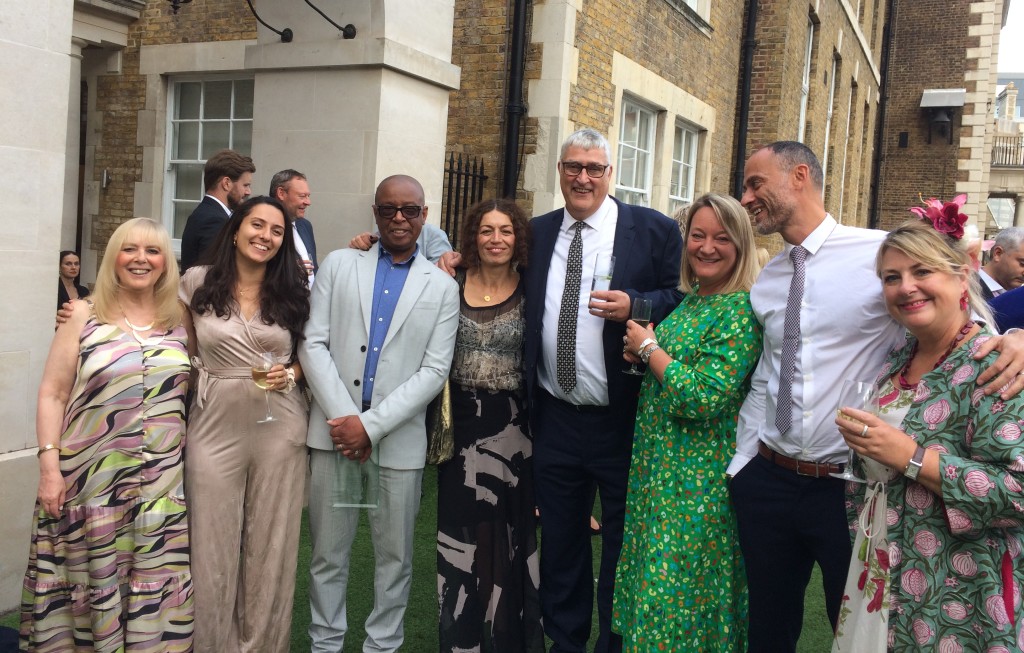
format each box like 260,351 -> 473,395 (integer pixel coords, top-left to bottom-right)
612,289 -> 762,652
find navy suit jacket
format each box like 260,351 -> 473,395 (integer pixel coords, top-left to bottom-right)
180,196 -> 230,272
991,285 -> 1024,332
295,217 -> 318,273
523,198 -> 684,423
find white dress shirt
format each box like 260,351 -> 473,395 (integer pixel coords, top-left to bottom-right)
293,224 -> 315,285
727,215 -> 906,475
978,268 -> 1005,297
539,195 -> 618,406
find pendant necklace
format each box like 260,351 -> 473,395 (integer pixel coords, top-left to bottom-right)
896,320 -> 974,389
119,302 -> 154,339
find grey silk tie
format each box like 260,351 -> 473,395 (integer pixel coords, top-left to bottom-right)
775,245 -> 808,435
557,222 -> 584,393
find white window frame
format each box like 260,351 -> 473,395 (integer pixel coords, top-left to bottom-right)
163,75 -> 255,251
798,18 -> 814,143
821,56 -> 839,195
615,98 -> 657,208
669,123 -> 698,214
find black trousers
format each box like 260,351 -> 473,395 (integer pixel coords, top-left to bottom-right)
730,452 -> 853,653
532,390 -> 631,653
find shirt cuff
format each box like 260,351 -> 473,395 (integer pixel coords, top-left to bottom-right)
726,451 -> 754,477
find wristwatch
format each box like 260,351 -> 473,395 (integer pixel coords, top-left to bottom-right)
903,445 -> 925,481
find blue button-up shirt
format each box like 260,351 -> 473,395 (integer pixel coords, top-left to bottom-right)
362,245 -> 418,404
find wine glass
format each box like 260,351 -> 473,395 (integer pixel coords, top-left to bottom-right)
590,255 -> 615,295
829,379 -> 879,483
624,297 -> 653,376
251,352 -> 277,423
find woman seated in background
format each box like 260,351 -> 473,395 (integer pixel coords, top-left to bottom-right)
834,215 -> 1024,651
615,193 -> 763,652
180,195 -> 310,653
56,249 -> 89,314
436,198 -> 544,653
23,218 -> 193,651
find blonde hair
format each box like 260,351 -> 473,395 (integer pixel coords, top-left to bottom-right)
679,193 -> 760,294
877,219 -> 995,329
91,218 -> 182,329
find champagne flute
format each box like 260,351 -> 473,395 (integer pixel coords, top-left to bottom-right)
251,352 -> 277,423
591,255 -> 615,295
624,297 -> 653,376
830,380 -> 878,483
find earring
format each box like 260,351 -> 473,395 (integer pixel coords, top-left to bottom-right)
960,290 -> 968,311
233,236 -> 237,246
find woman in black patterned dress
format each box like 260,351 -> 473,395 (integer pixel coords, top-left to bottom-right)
436,199 -> 544,652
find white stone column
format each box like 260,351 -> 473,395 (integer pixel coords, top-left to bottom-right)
1015,194 -> 1024,228
0,0 -> 75,611
244,0 -> 459,253
63,39 -> 86,251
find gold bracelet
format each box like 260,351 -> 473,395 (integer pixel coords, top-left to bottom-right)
37,443 -> 58,457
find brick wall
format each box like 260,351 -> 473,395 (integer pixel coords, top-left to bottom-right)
875,0 -> 974,231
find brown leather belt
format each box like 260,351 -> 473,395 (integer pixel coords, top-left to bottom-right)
758,441 -> 844,478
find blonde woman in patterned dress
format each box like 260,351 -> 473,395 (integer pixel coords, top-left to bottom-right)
834,218 -> 1024,651
22,218 -> 193,652
614,193 -> 763,651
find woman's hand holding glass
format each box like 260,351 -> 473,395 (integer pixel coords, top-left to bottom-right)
835,406 -> 919,473
622,317 -> 655,365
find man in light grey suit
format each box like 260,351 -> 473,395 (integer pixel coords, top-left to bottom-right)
299,174 -> 459,652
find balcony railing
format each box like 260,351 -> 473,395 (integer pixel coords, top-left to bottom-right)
992,135 -> 1024,167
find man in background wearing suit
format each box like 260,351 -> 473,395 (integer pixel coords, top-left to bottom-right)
270,168 -> 318,285
179,149 -> 255,271
979,226 -> 1024,301
299,174 -> 459,653
526,128 -> 683,653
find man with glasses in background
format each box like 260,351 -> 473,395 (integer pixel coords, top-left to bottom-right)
435,129 -> 681,652
300,174 -> 459,653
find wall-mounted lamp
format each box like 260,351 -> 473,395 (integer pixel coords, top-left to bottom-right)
920,88 -> 965,145
167,0 -> 191,14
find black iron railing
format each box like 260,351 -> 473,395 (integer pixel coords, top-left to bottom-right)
992,135 -> 1024,167
441,153 -> 487,250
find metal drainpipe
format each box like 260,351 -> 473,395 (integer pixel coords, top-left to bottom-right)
733,0 -> 759,199
868,0 -> 896,230
502,0 -> 528,199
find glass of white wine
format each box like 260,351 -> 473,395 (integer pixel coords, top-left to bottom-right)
625,297 -> 652,376
830,379 -> 878,483
251,352 -> 277,423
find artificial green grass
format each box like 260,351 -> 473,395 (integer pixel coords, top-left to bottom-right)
3,470 -> 834,650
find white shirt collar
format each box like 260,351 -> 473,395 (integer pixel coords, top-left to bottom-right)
206,194 -> 231,216
789,213 -> 837,257
560,195 -> 615,235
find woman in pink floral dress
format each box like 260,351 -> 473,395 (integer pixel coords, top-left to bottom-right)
835,216 -> 1024,652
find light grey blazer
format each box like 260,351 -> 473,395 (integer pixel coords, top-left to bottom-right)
299,246 -> 459,470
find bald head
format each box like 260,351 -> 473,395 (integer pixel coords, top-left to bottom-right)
375,175 -> 425,205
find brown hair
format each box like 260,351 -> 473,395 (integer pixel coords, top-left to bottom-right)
457,199 -> 530,270
203,149 -> 256,192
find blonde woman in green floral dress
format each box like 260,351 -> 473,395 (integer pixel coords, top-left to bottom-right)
614,193 -> 763,652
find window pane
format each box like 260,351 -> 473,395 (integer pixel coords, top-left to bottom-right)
673,126 -> 684,159
174,163 -> 204,201
176,82 -> 201,120
232,121 -> 252,154
174,122 -> 200,159
670,160 -> 682,196
235,79 -> 255,118
173,201 -> 197,239
637,112 -> 653,150
202,122 -> 231,158
621,107 -> 639,146
618,148 -> 637,188
204,81 -> 233,119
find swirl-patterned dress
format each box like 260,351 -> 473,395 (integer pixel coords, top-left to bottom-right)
20,318 -> 193,652
612,289 -> 762,652
845,333 -> 1024,651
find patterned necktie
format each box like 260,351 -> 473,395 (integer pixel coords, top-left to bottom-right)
557,222 -> 585,393
775,245 -> 808,435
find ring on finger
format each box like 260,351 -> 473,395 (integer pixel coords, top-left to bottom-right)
860,423 -> 869,437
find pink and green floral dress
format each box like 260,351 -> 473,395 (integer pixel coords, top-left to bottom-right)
847,333 -> 1024,651
612,289 -> 762,652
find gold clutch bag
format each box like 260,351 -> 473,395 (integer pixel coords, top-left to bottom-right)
425,380 -> 454,465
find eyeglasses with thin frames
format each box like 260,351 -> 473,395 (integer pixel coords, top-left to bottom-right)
560,161 -> 610,179
375,205 -> 424,220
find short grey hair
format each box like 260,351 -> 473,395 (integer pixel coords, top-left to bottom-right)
765,141 -> 824,190
993,227 -> 1024,253
560,128 -> 612,163
269,169 -> 306,197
